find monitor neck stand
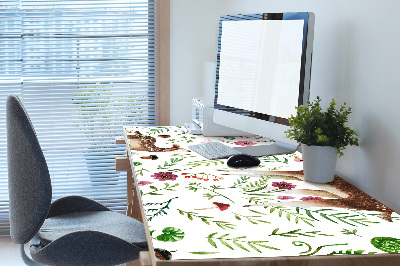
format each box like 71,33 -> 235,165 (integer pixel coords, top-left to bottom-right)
232,141 -> 298,157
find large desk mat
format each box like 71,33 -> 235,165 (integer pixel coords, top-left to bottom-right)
123,126 -> 400,261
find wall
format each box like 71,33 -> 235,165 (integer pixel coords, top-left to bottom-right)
170,0 -> 228,124
170,0 -> 400,212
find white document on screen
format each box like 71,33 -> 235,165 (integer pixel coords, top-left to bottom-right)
217,19 -> 304,119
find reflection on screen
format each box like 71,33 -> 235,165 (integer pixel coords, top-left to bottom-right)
217,20 -> 304,119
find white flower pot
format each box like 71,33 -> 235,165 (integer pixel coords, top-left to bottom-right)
302,144 -> 338,183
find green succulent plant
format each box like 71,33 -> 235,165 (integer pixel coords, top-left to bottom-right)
285,96 -> 359,157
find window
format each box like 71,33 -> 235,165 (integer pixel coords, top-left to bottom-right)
0,0 -> 169,236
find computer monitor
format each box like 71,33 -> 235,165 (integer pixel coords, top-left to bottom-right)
213,12 -> 315,156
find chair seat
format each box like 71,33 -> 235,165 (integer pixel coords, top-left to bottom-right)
37,211 -> 147,248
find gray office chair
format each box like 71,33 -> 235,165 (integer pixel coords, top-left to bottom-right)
6,94 -> 148,265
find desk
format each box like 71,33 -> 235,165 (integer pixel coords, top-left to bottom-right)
118,126 -> 400,266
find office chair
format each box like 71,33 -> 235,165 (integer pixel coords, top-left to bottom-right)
6,94 -> 148,265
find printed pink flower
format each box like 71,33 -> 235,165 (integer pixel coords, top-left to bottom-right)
277,195 -> 295,200
200,139 -> 213,144
234,140 -> 257,146
151,172 -> 178,181
138,181 -> 153,186
272,181 -> 296,190
294,157 -> 303,162
300,196 -> 323,201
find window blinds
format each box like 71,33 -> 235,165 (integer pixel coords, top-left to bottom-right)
0,0 -> 159,236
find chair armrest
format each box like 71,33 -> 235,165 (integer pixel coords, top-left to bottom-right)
47,195 -> 110,218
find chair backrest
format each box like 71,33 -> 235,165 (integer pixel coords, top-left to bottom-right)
6,94 -> 52,244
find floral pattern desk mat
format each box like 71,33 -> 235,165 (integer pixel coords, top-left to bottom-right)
123,126 -> 400,261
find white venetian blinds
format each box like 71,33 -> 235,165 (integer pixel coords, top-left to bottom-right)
0,0 -> 159,236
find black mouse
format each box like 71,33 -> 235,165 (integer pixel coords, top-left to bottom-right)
227,154 -> 260,167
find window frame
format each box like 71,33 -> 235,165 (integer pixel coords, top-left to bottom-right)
156,0 -> 170,126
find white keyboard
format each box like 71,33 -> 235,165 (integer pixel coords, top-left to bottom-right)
188,142 -> 243,160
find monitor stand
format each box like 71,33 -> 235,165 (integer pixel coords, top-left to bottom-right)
233,141 -> 298,157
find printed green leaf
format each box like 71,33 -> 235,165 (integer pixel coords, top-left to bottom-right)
220,239 -> 234,250
233,211 -> 270,225
147,192 -> 162,196
271,228 -> 279,235
233,239 -> 250,252
207,233 -> 279,252
306,208 -> 381,227
250,241 -> 280,251
244,185 -> 269,193
330,249 -> 377,255
215,221 -> 235,230
305,209 -> 319,220
247,242 -> 261,253
353,250 -> 365,254
177,209 -> 235,229
341,228 -> 360,236
293,241 -> 348,256
371,237 -> 400,253
186,183 -> 235,203
270,228 -> 333,238
201,218 -> 210,225
320,213 -> 338,223
207,233 -> 218,248
262,206 -> 315,227
144,197 -> 177,221
249,209 -> 266,215
189,251 -> 219,255
156,227 -> 185,242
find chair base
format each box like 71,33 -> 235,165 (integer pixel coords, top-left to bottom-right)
20,244 -> 45,266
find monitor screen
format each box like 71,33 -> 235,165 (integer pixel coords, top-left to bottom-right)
217,19 -> 304,119
213,13 -> 314,156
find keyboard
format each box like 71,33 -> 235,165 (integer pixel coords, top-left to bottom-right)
188,142 -> 243,160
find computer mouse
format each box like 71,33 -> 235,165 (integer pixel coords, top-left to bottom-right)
227,154 -> 260,167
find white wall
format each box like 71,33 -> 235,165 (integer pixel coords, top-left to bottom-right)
170,0 -> 400,212
170,0 -> 228,125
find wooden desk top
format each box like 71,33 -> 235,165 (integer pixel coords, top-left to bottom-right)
123,126 -> 400,265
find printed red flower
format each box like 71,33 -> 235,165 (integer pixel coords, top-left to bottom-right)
300,196 -> 323,201
272,181 -> 296,190
151,172 -> 178,181
277,195 -> 295,200
138,181 -> 153,186
234,140 -> 257,146
213,202 -> 230,211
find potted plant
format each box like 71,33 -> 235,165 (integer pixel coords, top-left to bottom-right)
285,96 -> 359,183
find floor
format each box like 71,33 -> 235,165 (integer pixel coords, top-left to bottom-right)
0,236 -> 140,266
0,237 -> 25,266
